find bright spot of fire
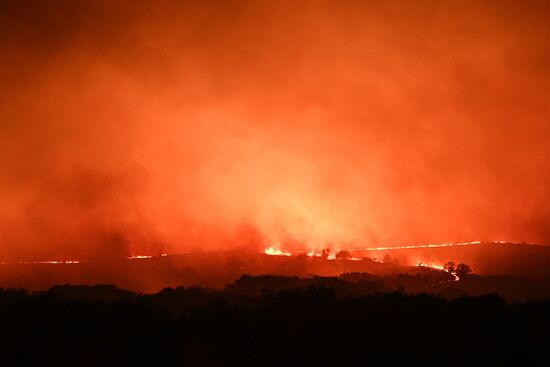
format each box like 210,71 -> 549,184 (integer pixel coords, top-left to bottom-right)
265,248 -> 357,261
264,247 -> 292,256
0,255 -> 168,265
417,261 -> 459,281
0,260 -> 80,265
306,250 -> 322,257
347,241 -> 485,252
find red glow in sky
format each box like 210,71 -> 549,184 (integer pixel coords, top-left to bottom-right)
1,1 -> 550,261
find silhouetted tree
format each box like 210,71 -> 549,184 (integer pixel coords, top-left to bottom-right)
455,263 -> 472,277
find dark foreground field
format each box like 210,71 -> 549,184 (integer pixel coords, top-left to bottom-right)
1,275 -> 549,366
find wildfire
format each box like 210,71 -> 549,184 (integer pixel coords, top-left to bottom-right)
306,249 -> 327,258
0,254 -> 169,265
264,247 -> 361,260
264,247 -> 292,256
265,240 -> 503,257
417,261 -> 459,281
416,262 -> 444,270
263,240 -> 503,261
0,260 -> 80,265
0,241 -> 505,266
347,241 -> 486,252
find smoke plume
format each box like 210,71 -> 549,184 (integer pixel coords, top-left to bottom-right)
1,0 -> 550,260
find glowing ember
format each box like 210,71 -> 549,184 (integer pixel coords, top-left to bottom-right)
127,255 -> 153,260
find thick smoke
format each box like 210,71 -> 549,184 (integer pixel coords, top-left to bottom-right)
1,0 -> 550,260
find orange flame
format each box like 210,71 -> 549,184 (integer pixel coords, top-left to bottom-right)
264,247 -> 292,256
417,261 -> 459,281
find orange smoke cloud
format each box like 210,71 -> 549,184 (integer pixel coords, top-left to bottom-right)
1,0 -> 550,260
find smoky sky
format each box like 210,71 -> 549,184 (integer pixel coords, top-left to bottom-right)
1,0 -> 550,260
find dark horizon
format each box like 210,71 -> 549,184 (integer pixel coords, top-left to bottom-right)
1,276 -> 549,366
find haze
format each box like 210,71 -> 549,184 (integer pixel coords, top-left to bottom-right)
1,0 -> 549,261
